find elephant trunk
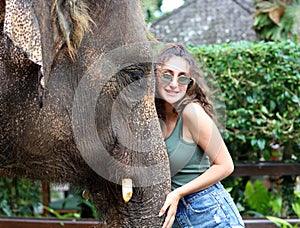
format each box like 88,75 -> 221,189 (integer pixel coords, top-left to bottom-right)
73,62 -> 171,225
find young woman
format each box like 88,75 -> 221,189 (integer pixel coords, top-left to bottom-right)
155,44 -> 244,228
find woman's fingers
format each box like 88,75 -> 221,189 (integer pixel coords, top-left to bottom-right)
159,191 -> 181,227
162,204 -> 177,228
162,215 -> 175,228
158,201 -> 170,217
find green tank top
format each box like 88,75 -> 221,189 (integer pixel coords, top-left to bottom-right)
165,115 -> 210,190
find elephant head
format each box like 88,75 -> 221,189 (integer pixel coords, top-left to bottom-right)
0,0 -> 171,226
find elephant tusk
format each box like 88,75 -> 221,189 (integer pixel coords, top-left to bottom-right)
122,178 -> 133,203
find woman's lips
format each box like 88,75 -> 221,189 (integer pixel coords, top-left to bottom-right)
165,89 -> 179,96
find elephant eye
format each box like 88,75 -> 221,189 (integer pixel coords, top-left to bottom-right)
118,63 -> 151,84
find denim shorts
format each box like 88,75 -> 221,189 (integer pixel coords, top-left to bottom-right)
173,182 -> 244,228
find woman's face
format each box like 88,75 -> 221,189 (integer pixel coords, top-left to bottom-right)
156,56 -> 190,104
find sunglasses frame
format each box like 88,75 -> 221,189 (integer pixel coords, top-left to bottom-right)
159,73 -> 191,85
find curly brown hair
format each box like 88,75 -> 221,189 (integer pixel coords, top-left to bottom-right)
154,43 -> 217,123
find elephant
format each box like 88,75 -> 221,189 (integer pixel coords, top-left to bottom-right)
0,0 -> 171,227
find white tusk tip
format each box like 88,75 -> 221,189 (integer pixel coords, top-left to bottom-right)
122,178 -> 133,203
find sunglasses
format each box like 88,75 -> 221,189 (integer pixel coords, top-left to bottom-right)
160,73 -> 191,85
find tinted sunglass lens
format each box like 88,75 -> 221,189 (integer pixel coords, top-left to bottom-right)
178,76 -> 191,85
160,74 -> 172,83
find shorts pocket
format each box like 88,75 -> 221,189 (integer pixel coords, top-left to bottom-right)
184,191 -> 230,227
185,191 -> 220,214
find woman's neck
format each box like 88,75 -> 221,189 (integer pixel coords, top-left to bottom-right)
164,102 -> 178,120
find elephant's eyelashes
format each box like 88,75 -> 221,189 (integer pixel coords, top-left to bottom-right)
120,64 -> 151,83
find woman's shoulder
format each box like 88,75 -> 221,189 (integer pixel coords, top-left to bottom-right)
182,102 -> 212,124
182,102 -> 206,116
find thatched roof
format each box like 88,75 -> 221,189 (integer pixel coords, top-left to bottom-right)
149,0 -> 258,45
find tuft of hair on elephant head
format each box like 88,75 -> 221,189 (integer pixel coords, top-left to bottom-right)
0,0 -> 171,226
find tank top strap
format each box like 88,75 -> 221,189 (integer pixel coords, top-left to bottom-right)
165,114 -> 183,141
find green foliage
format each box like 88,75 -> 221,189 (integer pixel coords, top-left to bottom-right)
50,195 -> 99,219
43,206 -> 80,219
0,178 -> 42,216
244,180 -> 272,215
141,0 -> 163,22
189,40 -> 300,161
242,180 -> 300,222
243,179 -> 292,218
293,191 -> 300,218
253,0 -> 300,41
0,178 -> 98,219
266,215 -> 298,228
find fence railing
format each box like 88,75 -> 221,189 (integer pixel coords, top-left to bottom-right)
0,216 -> 299,228
0,217 -> 101,228
232,162 -> 300,177
1,162 -> 299,228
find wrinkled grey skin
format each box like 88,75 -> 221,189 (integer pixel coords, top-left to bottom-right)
0,0 -> 170,226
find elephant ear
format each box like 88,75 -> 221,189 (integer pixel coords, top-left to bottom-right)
4,0 -> 43,67
4,0 -> 92,88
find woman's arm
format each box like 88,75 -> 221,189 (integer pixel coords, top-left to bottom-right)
176,102 -> 234,195
159,102 -> 234,228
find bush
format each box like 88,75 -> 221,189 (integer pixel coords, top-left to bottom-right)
0,178 -> 42,216
189,40 -> 300,162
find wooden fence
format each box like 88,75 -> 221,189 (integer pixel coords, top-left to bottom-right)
0,217 -> 101,228
232,162 -> 300,177
0,162 -> 299,227
0,216 -> 299,228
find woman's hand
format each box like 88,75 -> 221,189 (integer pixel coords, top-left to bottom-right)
158,190 -> 181,228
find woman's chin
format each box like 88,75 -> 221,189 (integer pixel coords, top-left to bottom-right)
164,96 -> 181,105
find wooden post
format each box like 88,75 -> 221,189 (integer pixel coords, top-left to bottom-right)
41,181 -> 50,216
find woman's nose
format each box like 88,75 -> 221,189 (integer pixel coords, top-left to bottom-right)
169,76 -> 178,87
